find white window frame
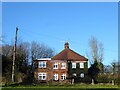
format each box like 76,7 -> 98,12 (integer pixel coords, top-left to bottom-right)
80,62 -> 84,68
61,63 -> 66,69
54,74 -> 58,80
80,73 -> 84,78
73,73 -> 76,76
53,62 -> 58,69
61,73 -> 66,80
38,73 -> 46,80
38,61 -> 46,68
72,62 -> 76,68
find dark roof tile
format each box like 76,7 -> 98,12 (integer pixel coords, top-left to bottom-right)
52,48 -> 88,61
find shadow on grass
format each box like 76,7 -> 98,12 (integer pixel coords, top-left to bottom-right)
2,82 -> 119,90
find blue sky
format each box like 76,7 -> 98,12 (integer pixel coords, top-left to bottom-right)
2,2 -> 118,66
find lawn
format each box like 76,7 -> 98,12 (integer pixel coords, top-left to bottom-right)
1,84 -> 119,90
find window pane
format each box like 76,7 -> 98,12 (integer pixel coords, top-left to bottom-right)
72,63 -> 76,68
61,74 -> 66,80
61,76 -> 63,79
39,76 -> 42,80
43,76 -> 46,79
54,74 -> 58,80
61,63 -> 66,69
80,63 -> 84,68
53,63 -> 58,69
43,62 -> 46,67
39,62 -> 46,68
80,73 -> 84,78
38,73 -> 46,80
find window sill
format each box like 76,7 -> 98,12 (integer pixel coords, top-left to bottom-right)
53,68 -> 58,69
61,68 -> 66,69
39,67 -> 46,68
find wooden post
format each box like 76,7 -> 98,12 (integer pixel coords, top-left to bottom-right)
92,79 -> 94,85
12,27 -> 18,82
112,80 -> 114,85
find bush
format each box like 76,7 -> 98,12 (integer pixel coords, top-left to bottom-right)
97,75 -> 111,83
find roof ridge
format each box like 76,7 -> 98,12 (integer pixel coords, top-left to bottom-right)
52,47 -> 88,61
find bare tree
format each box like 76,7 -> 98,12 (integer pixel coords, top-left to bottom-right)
1,45 -> 13,56
88,36 -> 104,76
104,65 -> 113,74
88,36 -> 104,64
16,42 -> 30,65
98,42 -> 104,63
31,41 -> 54,60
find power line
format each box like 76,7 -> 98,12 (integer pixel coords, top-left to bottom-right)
19,29 -> 117,53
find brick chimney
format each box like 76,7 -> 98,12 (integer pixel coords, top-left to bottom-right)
64,42 -> 69,49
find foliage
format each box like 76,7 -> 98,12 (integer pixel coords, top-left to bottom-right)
97,73 -> 113,83
67,61 -> 72,77
2,55 -> 12,83
88,60 -> 100,83
2,41 -> 55,84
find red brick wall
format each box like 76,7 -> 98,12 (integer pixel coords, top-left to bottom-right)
33,60 -> 68,81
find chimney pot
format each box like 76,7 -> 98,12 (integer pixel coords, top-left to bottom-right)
65,42 -> 69,49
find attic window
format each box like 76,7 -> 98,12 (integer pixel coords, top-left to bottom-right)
72,62 -> 76,68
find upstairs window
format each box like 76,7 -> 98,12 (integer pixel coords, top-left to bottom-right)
39,62 -> 46,68
61,74 -> 66,80
54,74 -> 58,80
80,62 -> 84,68
61,63 -> 66,69
38,73 -> 46,80
53,63 -> 58,69
72,62 -> 76,68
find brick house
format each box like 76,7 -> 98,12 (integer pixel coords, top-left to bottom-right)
33,42 -> 88,83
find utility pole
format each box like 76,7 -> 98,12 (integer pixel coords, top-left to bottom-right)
12,27 -> 18,82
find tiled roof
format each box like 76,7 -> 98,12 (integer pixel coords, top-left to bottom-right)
52,42 -> 88,61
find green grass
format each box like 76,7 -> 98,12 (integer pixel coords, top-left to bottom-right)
1,84 -> 119,90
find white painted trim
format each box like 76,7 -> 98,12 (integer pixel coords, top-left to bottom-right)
38,72 -> 47,80
54,74 -> 58,80
61,73 -> 66,80
72,61 -> 87,63
37,58 -> 51,60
